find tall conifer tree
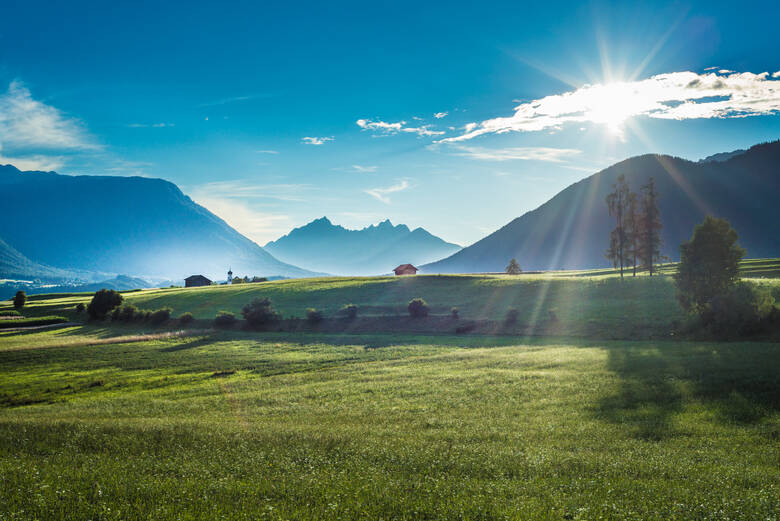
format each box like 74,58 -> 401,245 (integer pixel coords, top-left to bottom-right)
605,174 -> 630,279
639,177 -> 662,275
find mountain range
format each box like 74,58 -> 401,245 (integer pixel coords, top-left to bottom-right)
423,140 -> 779,273
0,165 -> 317,281
264,217 -> 461,275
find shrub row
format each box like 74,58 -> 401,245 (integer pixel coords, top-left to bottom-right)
109,304 -> 173,325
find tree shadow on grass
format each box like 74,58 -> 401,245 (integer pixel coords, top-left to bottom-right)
158,336 -> 215,353
595,341 -> 780,441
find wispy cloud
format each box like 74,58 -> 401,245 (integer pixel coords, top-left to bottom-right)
198,93 -> 272,107
190,180 -> 314,203
191,195 -> 293,244
433,112 -> 448,119
440,70 -> 780,142
0,80 -> 99,151
364,179 -> 410,204
445,144 -> 581,162
302,136 -> 334,145
0,145 -> 64,171
127,122 -> 174,128
357,119 -> 445,137
256,149 -> 279,154
352,164 -> 377,172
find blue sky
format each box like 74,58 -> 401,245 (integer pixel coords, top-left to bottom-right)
1,0 -> 779,246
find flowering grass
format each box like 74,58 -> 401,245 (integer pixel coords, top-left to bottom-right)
0,327 -> 777,520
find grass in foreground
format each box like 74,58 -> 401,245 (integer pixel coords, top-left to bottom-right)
0,326 -> 777,520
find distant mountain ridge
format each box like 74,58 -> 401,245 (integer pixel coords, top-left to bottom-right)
264,217 -> 461,275
698,149 -> 747,163
0,165 -> 317,280
424,140 -> 780,273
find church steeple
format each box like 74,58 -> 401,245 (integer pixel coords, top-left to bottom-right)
227,268 -> 233,283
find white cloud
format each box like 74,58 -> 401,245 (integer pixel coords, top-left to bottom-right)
257,149 -> 279,154
352,164 -> 377,173
440,70 -> 780,142
773,71 -> 780,78
357,118 -> 445,137
302,136 -> 333,145
364,180 -> 410,204
446,145 -> 581,162
434,112 -> 448,119
0,80 -> 98,151
189,180 -> 314,203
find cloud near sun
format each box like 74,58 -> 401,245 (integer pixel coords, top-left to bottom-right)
439,70 -> 780,142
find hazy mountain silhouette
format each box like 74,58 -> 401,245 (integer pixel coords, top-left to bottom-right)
264,217 -> 461,275
0,165 -> 317,280
0,237 -> 75,281
424,141 -> 779,273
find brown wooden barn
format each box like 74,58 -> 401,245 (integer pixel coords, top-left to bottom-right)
184,274 -> 212,287
393,264 -> 418,276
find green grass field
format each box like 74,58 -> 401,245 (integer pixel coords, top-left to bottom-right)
0,327 -> 777,520
8,259 -> 780,339
0,261 -> 778,519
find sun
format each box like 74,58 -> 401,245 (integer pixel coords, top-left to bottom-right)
585,82 -> 638,135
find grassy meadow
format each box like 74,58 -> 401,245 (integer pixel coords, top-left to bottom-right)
0,327 -> 777,519
0,260 -> 778,519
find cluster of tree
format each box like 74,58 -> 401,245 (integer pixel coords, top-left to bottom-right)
12,291 -> 26,309
213,300 -> 361,329
605,175 -> 663,278
505,259 -> 522,275
83,289 -> 177,325
675,216 -> 777,337
230,276 -> 268,285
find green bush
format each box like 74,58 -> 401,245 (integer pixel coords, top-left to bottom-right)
241,298 -> 280,327
675,216 -> 745,313
113,304 -> 138,322
87,289 -> 123,320
408,298 -> 429,318
75,302 -> 85,313
12,291 -> 26,309
505,308 -> 519,324
179,312 -> 194,324
306,308 -> 323,323
340,304 -> 358,320
1,309 -> 21,317
702,281 -> 776,337
149,308 -> 172,325
214,311 -> 237,328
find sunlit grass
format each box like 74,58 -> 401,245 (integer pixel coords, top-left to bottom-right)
0,328 -> 777,519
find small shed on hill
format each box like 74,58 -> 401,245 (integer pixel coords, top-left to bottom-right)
393,264 -> 418,276
185,274 -> 212,287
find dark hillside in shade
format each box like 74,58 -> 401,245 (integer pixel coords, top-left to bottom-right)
424,141 -> 779,273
